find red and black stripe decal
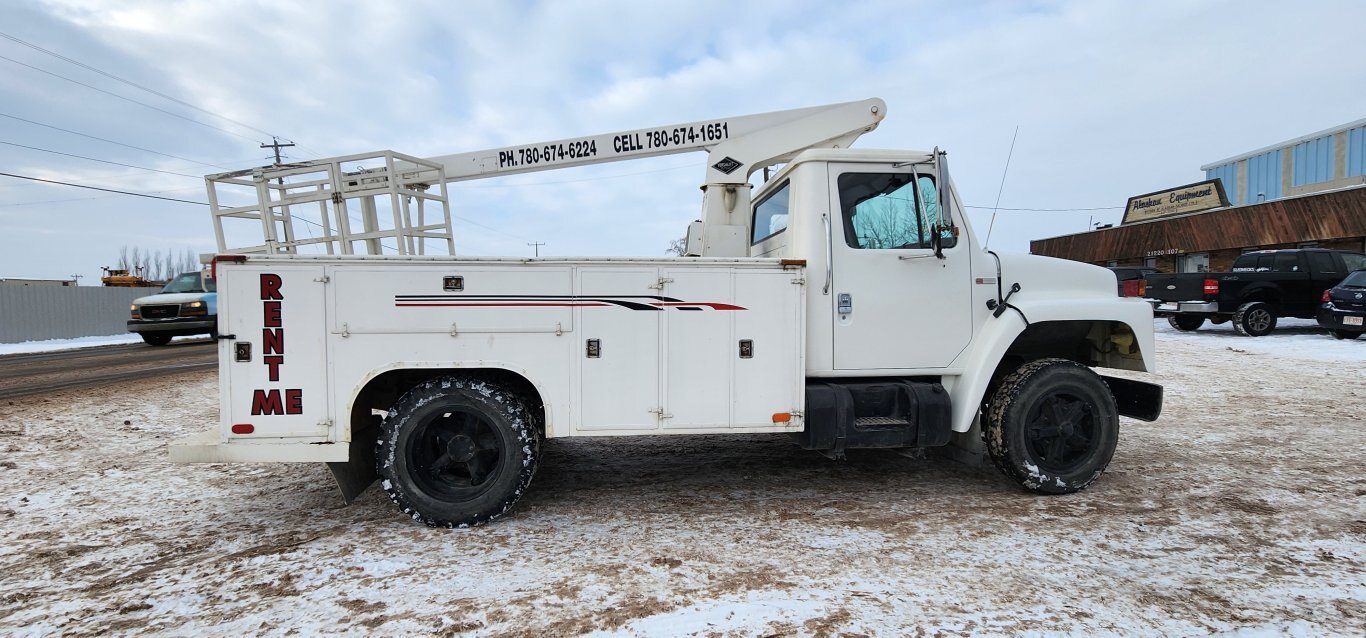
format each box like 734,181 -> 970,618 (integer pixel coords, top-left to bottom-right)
394,295 -> 745,311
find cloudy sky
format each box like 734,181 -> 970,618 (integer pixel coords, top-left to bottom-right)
2,0 -> 1364,281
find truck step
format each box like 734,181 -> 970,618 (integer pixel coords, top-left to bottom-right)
794,380 -> 952,453
853,416 -> 911,428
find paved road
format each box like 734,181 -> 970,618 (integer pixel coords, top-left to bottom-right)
0,339 -> 216,400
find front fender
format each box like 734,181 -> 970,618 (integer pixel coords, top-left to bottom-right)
947,296 -> 1155,433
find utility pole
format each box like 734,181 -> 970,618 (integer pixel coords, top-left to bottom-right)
261,136 -> 299,250
527,242 -> 545,257
69,273 -> 83,286
261,136 -> 295,165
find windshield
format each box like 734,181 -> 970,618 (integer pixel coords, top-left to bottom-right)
160,271 -> 215,294
1341,271 -> 1366,287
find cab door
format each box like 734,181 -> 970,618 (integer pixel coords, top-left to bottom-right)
828,163 -> 973,370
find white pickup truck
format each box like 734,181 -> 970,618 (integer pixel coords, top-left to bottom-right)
170,99 -> 1162,527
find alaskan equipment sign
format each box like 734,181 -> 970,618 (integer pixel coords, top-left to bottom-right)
1122,179 -> 1229,224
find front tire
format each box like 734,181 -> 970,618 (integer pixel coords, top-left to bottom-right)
1233,301 -> 1277,337
377,376 -> 540,527
1167,315 -> 1205,331
1331,329 -> 1361,340
984,359 -> 1119,495
140,333 -> 172,346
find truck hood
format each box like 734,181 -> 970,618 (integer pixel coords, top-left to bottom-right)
132,292 -> 213,305
992,252 -> 1115,298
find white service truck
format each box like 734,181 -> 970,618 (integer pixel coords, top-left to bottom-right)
170,98 -> 1162,527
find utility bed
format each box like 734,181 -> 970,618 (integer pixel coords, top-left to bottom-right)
170,255 -> 808,463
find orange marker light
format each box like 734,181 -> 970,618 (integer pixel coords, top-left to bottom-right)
772,412 -> 792,423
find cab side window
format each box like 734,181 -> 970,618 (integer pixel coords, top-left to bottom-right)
1273,252 -> 1300,272
838,172 -> 955,250
1342,253 -> 1366,271
751,181 -> 791,245
1307,252 -> 1336,275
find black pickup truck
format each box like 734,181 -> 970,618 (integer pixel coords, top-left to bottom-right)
1146,248 -> 1366,336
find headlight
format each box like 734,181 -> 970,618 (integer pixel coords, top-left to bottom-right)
187,301 -> 204,308
130,304 -> 140,319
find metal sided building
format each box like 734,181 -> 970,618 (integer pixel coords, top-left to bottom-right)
1032,118 -> 1366,273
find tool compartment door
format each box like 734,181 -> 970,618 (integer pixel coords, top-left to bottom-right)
577,268 -> 661,431
221,264 -> 332,439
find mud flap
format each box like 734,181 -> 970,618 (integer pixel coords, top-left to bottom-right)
326,424 -> 379,504
934,414 -> 990,468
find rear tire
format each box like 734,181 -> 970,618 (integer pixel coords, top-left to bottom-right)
1167,315 -> 1205,331
983,359 -> 1119,495
1331,329 -> 1360,340
1233,301 -> 1276,337
377,376 -> 540,527
140,333 -> 172,346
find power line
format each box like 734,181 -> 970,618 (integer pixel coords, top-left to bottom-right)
0,111 -> 235,170
0,185 -> 206,208
0,30 -> 281,141
964,205 -> 1122,212
0,52 -> 261,144
0,171 -> 209,204
0,140 -> 204,179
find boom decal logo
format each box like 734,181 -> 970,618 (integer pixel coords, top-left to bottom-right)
394,295 -> 745,311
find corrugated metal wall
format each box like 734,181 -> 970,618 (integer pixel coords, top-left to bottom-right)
1205,163 -> 1238,204
1245,149 -> 1282,202
1292,135 -> 1335,186
0,286 -> 160,343
1350,126 -> 1366,178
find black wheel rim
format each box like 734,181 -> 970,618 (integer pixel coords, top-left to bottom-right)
406,408 -> 504,501
1247,309 -> 1272,332
1024,392 -> 1097,474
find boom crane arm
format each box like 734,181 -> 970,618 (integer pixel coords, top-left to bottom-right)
409,98 -> 887,256
205,99 -> 885,257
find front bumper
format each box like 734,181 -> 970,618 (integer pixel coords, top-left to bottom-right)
128,318 -> 217,334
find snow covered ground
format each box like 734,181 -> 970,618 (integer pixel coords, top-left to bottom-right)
0,319 -> 1361,636
0,334 -> 204,355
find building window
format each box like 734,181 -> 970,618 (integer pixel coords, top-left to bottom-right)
1178,253 -> 1209,273
1245,150 -> 1282,203
1350,126 -> 1366,178
1205,163 -> 1238,204
1292,135 -> 1334,186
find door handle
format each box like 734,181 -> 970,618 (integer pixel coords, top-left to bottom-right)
822,213 -> 833,295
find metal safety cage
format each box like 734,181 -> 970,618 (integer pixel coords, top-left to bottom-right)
205,150 -> 455,256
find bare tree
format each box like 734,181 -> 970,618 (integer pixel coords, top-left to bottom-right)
666,237 -> 687,256
115,246 -> 203,281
